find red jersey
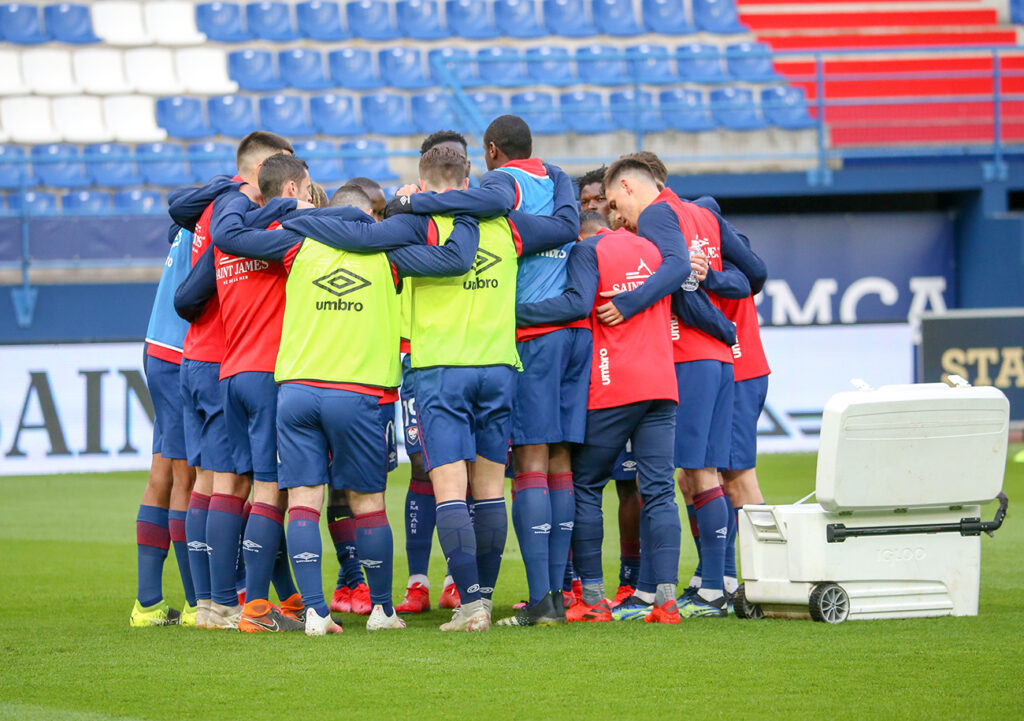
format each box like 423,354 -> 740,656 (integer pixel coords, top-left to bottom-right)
719,294 -> 770,381
588,229 -> 677,410
183,201 -> 227,363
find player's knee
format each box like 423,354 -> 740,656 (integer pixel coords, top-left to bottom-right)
346,490 -> 385,515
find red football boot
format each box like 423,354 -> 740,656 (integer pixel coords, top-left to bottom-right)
395,582 -> 431,613
330,586 -> 352,614
565,598 -> 612,623
439,582 -> 460,609
644,600 -> 681,625
611,585 -> 636,608
349,582 -> 372,615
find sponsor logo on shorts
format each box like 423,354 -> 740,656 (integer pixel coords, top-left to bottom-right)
292,551 -> 320,563
622,460 -> 637,471
313,268 -> 371,310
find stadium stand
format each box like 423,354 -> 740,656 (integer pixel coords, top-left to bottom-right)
526,45 -> 576,85
44,3 -> 100,44
63,190 -> 112,215
259,94 -> 317,137
229,49 -> 285,91
114,188 -> 163,213
208,94 -> 258,137
73,48 -> 132,94
543,0 -> 596,37
379,47 -> 433,89
188,140 -> 236,179
310,93 -> 364,135
247,1 -> 300,41
477,47 -> 529,87
91,1 -> 153,46
347,0 -> 400,40
494,0 -> 546,38
1,3 -> 49,44
396,0 -> 447,40
296,0 -> 349,40
328,47 -> 380,89
279,49 -> 332,90
143,1 -> 207,46
136,142 -> 192,186
593,0 -> 644,37
31,144 -> 91,188
85,143 -> 142,187
195,2 -> 252,42
156,97 -> 212,140
54,96 -> 112,144
446,0 -> 500,38
412,92 -> 457,133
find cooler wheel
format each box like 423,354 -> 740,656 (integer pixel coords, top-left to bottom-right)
809,582 -> 849,624
732,583 -> 763,620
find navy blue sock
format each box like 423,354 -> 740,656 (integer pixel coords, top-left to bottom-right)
513,473 -> 551,604
243,502 -> 284,603
327,507 -> 363,589
693,487 -> 730,592
207,493 -> 245,606
234,502 -> 250,597
405,478 -> 435,578
619,540 -> 641,587
185,492 -> 211,601
435,500 -> 480,604
687,503 -> 703,583
547,473 -> 575,599
724,504 -> 738,580
287,506 -> 328,617
136,505 -> 169,607
473,497 -> 507,601
356,510 -> 394,614
271,544 -> 298,601
168,509 -> 195,606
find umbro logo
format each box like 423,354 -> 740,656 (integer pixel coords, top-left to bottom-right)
242,539 -> 262,551
531,523 -> 551,534
292,551 -> 320,563
473,248 -> 501,276
559,521 -> 574,531
187,541 -> 209,552
360,559 -> 383,569
312,268 -> 371,297
715,526 -> 728,539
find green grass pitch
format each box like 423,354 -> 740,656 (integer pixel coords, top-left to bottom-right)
1,450 -> 1022,720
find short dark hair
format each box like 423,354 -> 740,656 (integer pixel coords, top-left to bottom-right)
258,154 -> 308,200
626,151 -> 667,185
420,130 -> 468,155
483,115 -> 532,160
419,145 -> 469,189
236,131 -> 293,175
579,209 -> 609,236
577,167 -> 607,193
604,156 -> 657,189
344,176 -> 383,194
330,184 -> 374,214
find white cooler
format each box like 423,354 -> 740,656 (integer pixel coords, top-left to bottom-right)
735,380 -> 1010,623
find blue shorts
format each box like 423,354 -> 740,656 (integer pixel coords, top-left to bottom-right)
412,365 -> 517,472
511,328 -> 591,445
726,375 -> 769,471
611,442 -> 636,482
674,360 -> 735,470
276,383 -> 391,493
144,353 -> 186,460
179,359 -> 234,472
223,371 -> 278,483
400,354 -> 422,457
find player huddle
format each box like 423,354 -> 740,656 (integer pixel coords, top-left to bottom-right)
132,114 -> 770,635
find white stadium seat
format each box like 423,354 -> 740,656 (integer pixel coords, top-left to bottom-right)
54,96 -> 113,144
103,95 -> 168,142
0,97 -> 61,144
0,50 -> 30,95
175,48 -> 238,95
73,48 -> 133,95
21,49 -> 80,95
92,1 -> 153,46
124,48 -> 184,95
144,1 -> 206,45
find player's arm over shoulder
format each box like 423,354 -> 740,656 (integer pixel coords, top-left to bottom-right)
388,216 -> 480,277
404,171 -> 517,219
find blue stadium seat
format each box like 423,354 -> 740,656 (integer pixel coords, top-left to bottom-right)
310,93 -> 364,135
229,49 -> 284,91
445,0 -> 498,39
328,48 -> 380,89
576,45 -> 630,85
9,191 -> 58,216
379,47 -> 432,90
494,0 -> 545,38
560,90 -> 615,134
611,89 -> 665,132
428,47 -> 480,88
709,87 -> 765,130
32,144 -> 91,188
62,190 -> 111,215
468,92 -> 506,124
411,93 -> 456,133
115,189 -> 163,214
727,42 -> 780,82
340,139 -> 397,181
0,4 -> 48,44
44,4 -> 100,43
156,97 -> 211,139
347,0 -> 399,40
208,95 -> 258,137
761,86 -> 815,130
279,49 -> 332,90
0,146 -> 29,190
195,2 -> 252,42
593,0 -> 643,36
477,47 -> 529,87
246,1 -> 299,40
260,95 -> 316,137
84,144 -> 140,187
360,93 -> 415,135
396,0 -> 446,39
543,0 -> 596,37
137,143 -> 193,186
509,92 -> 566,134
659,88 -> 715,131
628,44 -> 675,84
677,43 -> 727,83
641,0 -> 694,34
693,0 -> 745,33
296,0 -> 349,39
188,141 -> 236,180
295,139 -> 345,183
526,46 -> 576,86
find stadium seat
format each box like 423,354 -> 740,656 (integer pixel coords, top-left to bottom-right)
53,96 -> 112,144
73,48 -> 132,94
156,96 -> 210,139
526,46 -> 576,86
709,86 -> 765,130
0,146 -> 29,190
411,92 -> 457,133
468,91 -> 506,123
279,49 -> 332,90
195,2 -> 252,42
360,93 -> 415,135
611,89 -> 665,132
9,191 -> 58,216
22,49 -> 79,95
328,48 -> 380,90
246,1 -> 299,41
340,139 -> 397,181
63,190 -> 112,215
576,45 -> 630,85
0,50 -> 30,95
477,47 -> 529,87
84,143 -> 141,186
726,42 -> 780,82
641,0 -> 694,35
628,44 -> 675,84
560,90 -> 615,134
509,92 -> 566,134
0,3 -> 48,44
259,95 -> 316,137
396,0 -> 446,40
677,43 -> 727,83
176,48 -> 239,94
0,97 -> 60,144
91,1 -> 152,45
295,139 -> 345,183
761,86 -> 815,129
428,47 -> 480,88
136,142 -> 192,186
114,188 -> 162,214
310,93 -> 363,135
188,141 -> 235,179
44,4 -> 100,43
659,88 -> 715,131
144,2 -> 206,45
296,0 -> 349,40
543,0 -> 595,37
125,49 -> 184,95
229,49 -> 284,91
593,0 -> 643,36
346,0 -> 399,40
379,47 -> 432,90
445,0 -> 499,39
32,144 -> 91,188
692,0 -> 745,33
494,0 -> 545,38
103,95 -> 169,142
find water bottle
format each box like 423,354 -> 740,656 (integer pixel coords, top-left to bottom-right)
682,240 -> 700,292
